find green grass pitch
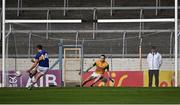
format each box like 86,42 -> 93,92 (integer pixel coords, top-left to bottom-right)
0,87 -> 180,104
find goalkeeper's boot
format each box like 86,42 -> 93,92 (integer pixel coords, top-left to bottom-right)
90,83 -> 95,87
81,83 -> 85,87
81,81 -> 87,87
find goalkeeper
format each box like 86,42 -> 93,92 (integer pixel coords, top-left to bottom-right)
82,55 -> 113,87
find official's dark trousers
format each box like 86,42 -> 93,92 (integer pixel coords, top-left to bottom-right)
148,70 -> 159,87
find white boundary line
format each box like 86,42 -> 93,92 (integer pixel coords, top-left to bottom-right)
5,20 -> 82,23
98,18 -> 175,23
4,19 -> 174,24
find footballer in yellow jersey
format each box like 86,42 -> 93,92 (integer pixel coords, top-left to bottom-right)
82,55 -> 112,87
94,60 -> 109,74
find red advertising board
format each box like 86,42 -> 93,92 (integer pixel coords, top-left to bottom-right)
82,71 -> 143,87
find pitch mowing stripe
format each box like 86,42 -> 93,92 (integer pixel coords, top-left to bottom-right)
0,87 -> 180,104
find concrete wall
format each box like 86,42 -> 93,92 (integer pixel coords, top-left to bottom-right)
0,58 -> 175,71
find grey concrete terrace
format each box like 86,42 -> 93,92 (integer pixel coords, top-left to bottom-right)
0,0 -> 178,57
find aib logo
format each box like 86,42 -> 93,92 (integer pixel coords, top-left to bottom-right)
9,76 -> 18,87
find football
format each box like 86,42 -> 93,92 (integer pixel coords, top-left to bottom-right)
15,71 -> 22,77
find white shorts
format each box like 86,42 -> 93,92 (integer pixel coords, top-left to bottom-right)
37,66 -> 49,74
91,72 -> 102,78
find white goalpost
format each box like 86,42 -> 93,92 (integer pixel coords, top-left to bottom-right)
174,0 -> 178,87
2,0 -> 6,87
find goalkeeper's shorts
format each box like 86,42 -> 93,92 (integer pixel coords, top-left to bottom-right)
37,66 -> 49,74
91,72 -> 102,78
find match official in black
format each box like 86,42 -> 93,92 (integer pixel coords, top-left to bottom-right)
147,46 -> 162,87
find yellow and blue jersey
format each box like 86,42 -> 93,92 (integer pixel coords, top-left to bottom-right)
34,50 -> 49,67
